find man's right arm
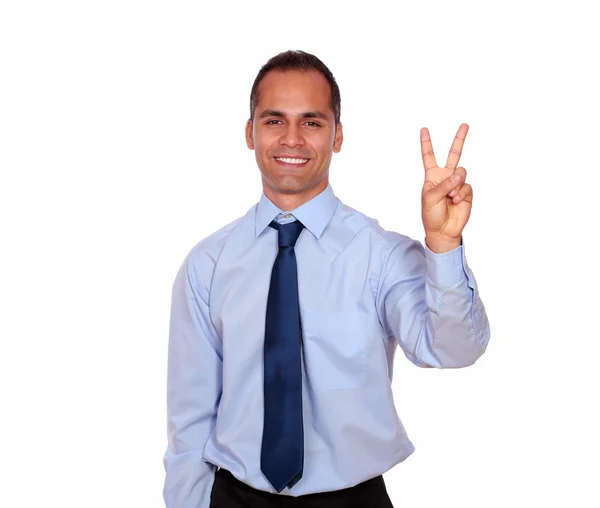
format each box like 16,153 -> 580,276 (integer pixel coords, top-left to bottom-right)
163,250 -> 222,508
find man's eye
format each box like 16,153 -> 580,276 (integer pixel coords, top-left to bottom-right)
305,122 -> 320,127
266,120 -> 281,125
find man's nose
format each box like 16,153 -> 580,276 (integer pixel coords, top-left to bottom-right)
279,124 -> 304,147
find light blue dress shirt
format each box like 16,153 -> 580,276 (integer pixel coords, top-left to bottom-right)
163,183 -> 490,508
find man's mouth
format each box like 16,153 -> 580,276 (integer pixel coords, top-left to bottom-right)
274,157 -> 310,168
275,157 -> 309,164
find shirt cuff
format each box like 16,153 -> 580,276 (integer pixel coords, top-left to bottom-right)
424,240 -> 467,288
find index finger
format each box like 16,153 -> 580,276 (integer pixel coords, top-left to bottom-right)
420,127 -> 438,171
444,123 -> 469,170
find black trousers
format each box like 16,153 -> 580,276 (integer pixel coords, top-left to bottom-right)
209,468 -> 394,508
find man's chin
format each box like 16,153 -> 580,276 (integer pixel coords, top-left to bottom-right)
273,185 -> 307,195
269,177 -> 309,194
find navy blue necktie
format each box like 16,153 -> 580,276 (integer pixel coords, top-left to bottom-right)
261,219 -> 305,493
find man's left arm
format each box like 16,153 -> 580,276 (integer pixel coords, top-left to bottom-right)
379,123 -> 491,367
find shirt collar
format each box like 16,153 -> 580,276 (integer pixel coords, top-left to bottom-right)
255,183 -> 338,239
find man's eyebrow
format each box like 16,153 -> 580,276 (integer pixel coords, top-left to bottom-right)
258,109 -> 285,119
258,109 -> 329,121
302,111 -> 329,121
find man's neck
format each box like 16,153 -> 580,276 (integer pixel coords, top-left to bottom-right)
263,180 -> 328,212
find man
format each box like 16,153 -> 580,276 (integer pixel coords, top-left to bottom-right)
163,50 -> 490,508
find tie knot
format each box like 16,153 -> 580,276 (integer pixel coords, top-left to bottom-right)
270,220 -> 305,248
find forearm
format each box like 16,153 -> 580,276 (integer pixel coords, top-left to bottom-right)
425,249 -> 490,368
424,246 -> 490,367
378,236 -> 490,368
163,369 -> 219,508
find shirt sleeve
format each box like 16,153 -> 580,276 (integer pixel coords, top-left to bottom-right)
163,250 -> 222,508
375,235 -> 490,368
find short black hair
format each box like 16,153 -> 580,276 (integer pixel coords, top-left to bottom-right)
249,50 -> 341,127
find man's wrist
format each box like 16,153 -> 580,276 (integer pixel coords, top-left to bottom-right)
425,234 -> 462,254
424,239 -> 466,288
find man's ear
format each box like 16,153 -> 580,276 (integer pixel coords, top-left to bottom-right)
333,122 -> 343,153
245,119 -> 254,150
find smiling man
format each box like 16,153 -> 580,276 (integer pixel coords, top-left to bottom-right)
163,50 -> 491,508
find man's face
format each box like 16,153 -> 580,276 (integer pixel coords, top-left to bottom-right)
245,69 -> 343,201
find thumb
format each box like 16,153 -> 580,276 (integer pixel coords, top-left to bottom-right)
423,172 -> 462,205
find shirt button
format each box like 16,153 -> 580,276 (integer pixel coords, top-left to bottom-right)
284,214 -> 291,219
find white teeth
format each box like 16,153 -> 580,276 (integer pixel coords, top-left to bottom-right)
276,157 -> 308,164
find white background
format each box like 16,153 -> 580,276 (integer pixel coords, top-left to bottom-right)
1,1 -> 598,507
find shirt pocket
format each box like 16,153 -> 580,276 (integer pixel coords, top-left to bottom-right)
300,308 -> 367,391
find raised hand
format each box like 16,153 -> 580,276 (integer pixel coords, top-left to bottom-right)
420,123 -> 473,253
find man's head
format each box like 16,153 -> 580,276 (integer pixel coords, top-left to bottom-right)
245,50 -> 343,210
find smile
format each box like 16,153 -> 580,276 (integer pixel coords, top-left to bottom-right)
274,157 -> 309,164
